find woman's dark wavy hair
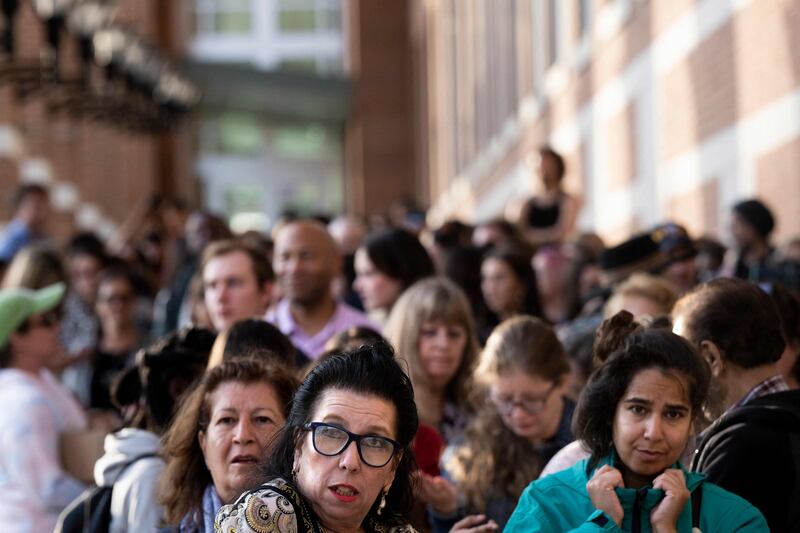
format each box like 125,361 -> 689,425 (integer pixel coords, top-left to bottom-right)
261,341 -> 419,524
361,228 -> 435,290
573,311 -> 710,471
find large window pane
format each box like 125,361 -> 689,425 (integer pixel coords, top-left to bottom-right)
278,58 -> 319,74
318,9 -> 342,31
279,10 -> 317,32
215,12 -> 252,33
194,0 -> 253,36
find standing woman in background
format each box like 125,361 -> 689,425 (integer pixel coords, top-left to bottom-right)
423,316 -> 575,532
516,146 -> 581,248
384,277 -> 479,444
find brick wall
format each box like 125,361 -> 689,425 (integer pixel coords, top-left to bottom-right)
422,0 -> 800,248
0,0 -> 192,243
345,0 -> 418,217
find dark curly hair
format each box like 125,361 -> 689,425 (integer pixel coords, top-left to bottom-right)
573,311 -> 710,471
259,341 -> 419,525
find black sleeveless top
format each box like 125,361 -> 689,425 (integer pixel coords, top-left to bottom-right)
526,198 -> 561,229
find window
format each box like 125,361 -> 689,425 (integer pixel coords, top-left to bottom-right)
278,0 -> 342,34
578,0 -> 592,38
546,0 -> 560,67
200,113 -> 264,156
194,0 -> 253,35
273,123 -> 336,160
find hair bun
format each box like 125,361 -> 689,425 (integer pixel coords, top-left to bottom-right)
594,310 -> 642,363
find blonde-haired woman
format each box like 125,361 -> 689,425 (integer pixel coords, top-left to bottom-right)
603,272 -> 678,320
423,316 -> 575,532
384,277 -> 479,444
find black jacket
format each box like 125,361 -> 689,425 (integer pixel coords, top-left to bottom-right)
692,389 -> 800,533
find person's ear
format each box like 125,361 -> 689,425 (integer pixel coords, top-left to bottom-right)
292,446 -> 302,478
555,376 -> 570,397
331,252 -> 343,277
198,430 -> 207,456
699,340 -> 726,378
258,280 -> 273,309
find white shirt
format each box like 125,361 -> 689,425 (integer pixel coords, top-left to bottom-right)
0,368 -> 88,532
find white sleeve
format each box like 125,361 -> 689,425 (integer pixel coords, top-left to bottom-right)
113,460 -> 165,533
1,397 -> 86,511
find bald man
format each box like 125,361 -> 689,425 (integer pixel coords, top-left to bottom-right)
267,220 -> 376,358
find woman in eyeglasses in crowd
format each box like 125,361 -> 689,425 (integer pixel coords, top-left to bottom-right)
421,316 -> 575,532
89,266 -> 149,410
215,342 -> 419,533
504,311 -> 768,532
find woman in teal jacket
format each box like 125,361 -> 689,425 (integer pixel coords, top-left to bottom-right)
505,311 -> 768,532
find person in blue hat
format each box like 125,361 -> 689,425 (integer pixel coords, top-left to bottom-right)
504,311 -> 768,532
0,282 -> 88,533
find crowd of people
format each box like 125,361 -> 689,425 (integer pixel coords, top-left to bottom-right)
0,147 -> 798,533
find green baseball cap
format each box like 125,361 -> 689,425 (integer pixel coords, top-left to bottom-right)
0,282 -> 66,349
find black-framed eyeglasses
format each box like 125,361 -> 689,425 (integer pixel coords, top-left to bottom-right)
303,422 -> 400,468
490,382 -> 559,415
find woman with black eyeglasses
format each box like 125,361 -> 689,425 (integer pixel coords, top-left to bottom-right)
216,342 -> 419,533
0,282 -> 89,532
419,316 -> 573,533
89,266 -> 149,410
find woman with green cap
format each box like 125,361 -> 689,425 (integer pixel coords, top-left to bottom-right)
0,282 -> 88,533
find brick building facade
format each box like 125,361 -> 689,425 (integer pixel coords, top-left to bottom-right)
4,0 -> 798,248
0,1 -> 194,242
417,0 -> 800,246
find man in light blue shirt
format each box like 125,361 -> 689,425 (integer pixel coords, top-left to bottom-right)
0,184 -> 50,264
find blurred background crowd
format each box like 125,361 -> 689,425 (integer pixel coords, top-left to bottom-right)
0,162 -> 798,532
1,1 -> 799,532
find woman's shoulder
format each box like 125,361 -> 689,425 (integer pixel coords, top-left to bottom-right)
697,480 -> 770,530
539,440 -> 589,478
504,461 -> 594,532
215,478 -> 318,533
531,458 -> 590,495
